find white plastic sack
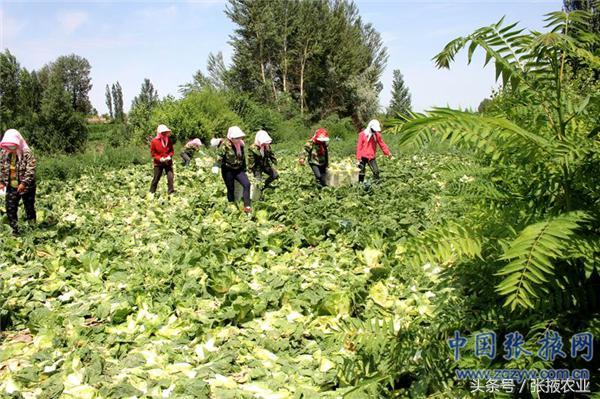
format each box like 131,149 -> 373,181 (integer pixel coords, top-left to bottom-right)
325,169 -> 359,187
234,181 -> 261,202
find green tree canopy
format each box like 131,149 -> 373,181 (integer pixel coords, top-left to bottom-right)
131,78 -> 158,109
35,74 -> 87,153
224,0 -> 387,126
129,78 -> 160,143
0,50 -> 88,152
387,69 -> 412,117
45,54 -> 93,114
111,82 -> 124,121
105,84 -> 113,119
0,50 -> 21,131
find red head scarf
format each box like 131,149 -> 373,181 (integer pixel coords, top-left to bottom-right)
311,128 -> 329,143
310,128 -> 329,156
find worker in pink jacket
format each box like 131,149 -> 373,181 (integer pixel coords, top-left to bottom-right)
356,119 -> 392,183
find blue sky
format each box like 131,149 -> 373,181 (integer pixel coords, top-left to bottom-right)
1,0 -> 560,114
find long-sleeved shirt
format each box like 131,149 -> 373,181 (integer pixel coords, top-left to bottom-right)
248,144 -> 277,173
300,140 -> 328,167
356,131 -> 391,161
182,142 -> 201,157
215,139 -> 246,170
150,137 -> 174,166
0,149 -> 36,192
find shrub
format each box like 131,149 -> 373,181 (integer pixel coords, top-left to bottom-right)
37,144 -> 148,181
226,92 -> 284,140
311,114 -> 356,141
149,90 -> 241,143
86,123 -> 131,149
106,124 -> 131,148
128,105 -> 154,144
87,123 -> 112,142
277,115 -> 310,144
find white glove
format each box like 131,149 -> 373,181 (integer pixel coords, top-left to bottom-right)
159,157 -> 165,163
164,156 -> 171,161
212,166 -> 220,174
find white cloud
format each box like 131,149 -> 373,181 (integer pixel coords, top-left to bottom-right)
0,8 -> 26,46
425,26 -> 464,39
57,10 -> 88,34
185,0 -> 224,7
138,5 -> 178,21
380,31 -> 401,45
14,33 -> 141,71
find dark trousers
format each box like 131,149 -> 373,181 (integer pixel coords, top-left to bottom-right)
358,157 -> 380,182
222,167 -> 251,207
149,164 -> 174,194
254,167 -> 278,188
6,184 -> 36,233
310,164 -> 328,187
181,152 -> 191,167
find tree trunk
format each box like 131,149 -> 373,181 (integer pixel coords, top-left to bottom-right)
72,88 -> 77,111
282,2 -> 288,93
270,63 -> 278,103
283,45 -> 288,94
300,60 -> 305,115
258,34 -> 266,84
300,43 -> 309,115
260,62 -> 266,84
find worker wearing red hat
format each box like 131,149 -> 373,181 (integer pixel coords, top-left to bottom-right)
299,128 -> 330,187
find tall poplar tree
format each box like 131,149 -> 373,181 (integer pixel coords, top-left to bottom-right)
387,69 -> 412,117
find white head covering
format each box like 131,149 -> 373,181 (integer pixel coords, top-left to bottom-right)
155,124 -> 171,147
1,129 -> 30,158
365,119 -> 381,140
227,126 -> 245,140
227,126 -> 245,156
156,124 -> 171,135
187,138 -> 202,148
254,130 -> 272,156
254,130 -> 272,146
210,138 -> 222,147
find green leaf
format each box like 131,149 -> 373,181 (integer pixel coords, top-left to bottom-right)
495,212 -> 588,311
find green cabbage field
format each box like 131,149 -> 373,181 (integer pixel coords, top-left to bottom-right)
0,153 -> 467,398
2,0 -> 599,397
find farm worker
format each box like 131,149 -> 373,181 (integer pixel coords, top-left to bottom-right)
249,130 -> 278,189
356,119 -> 392,183
180,138 -> 203,167
212,126 -> 252,213
149,124 -> 175,195
0,129 -> 37,235
299,128 -> 329,187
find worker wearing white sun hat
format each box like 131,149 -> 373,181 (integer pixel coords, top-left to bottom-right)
356,119 -> 392,183
249,129 -> 278,189
213,126 -> 252,213
0,129 -> 37,235
149,124 -> 175,195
